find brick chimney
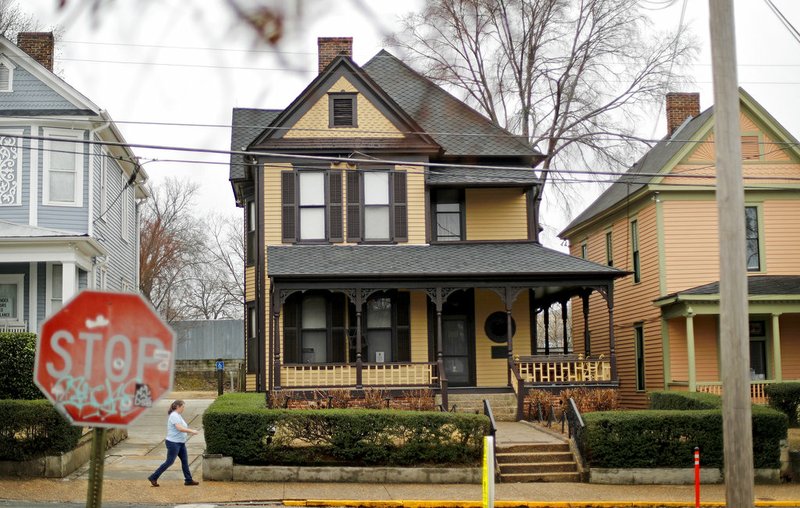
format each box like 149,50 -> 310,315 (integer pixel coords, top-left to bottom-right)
665,92 -> 700,136
17,32 -> 54,72
318,37 -> 352,74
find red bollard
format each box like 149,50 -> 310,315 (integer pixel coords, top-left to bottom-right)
694,446 -> 700,508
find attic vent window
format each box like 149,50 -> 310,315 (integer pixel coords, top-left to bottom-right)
0,56 -> 15,92
329,93 -> 357,128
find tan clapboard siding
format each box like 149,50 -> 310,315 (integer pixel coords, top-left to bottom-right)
410,291 -> 429,363
763,200 -> 800,274
781,314 -> 800,380
245,266 -> 255,302
687,112 -> 792,164
264,164 -> 287,245
465,188 -> 528,240
668,318 -> 688,382
663,200 -> 720,294
246,374 -> 257,392
570,204 -> 662,408
474,288 -> 530,387
695,315 -> 719,382
670,162 -> 800,186
284,76 -> 404,139
403,165 -> 427,244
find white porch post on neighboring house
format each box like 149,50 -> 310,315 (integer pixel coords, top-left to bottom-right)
772,313 -> 782,382
686,310 -> 696,392
62,261 -> 77,302
28,262 -> 37,333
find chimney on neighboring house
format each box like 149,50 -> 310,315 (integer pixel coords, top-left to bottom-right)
318,37 -> 352,74
17,32 -> 54,72
665,92 -> 700,136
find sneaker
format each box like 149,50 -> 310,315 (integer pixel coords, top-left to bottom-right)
148,478 -> 159,487
185,480 -> 200,486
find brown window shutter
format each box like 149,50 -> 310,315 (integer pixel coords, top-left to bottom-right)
392,171 -> 408,242
741,135 -> 760,160
346,170 -> 361,242
283,295 -> 299,363
395,292 -> 411,362
281,170 -> 296,243
328,170 -> 343,242
330,293 -> 346,363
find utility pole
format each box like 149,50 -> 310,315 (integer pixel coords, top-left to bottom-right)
708,1 -> 754,506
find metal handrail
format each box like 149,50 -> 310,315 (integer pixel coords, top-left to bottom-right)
483,398 -> 499,479
565,397 -> 587,466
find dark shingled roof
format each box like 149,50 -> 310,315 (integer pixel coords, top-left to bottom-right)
657,276 -> 800,301
428,166 -> 540,186
561,107 -> 714,235
362,50 -> 539,159
230,108 -> 281,181
267,243 -> 623,278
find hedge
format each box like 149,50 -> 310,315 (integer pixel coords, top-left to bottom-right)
580,392 -> 787,469
764,382 -> 800,427
203,393 -> 489,466
649,390 -> 722,410
0,400 -> 82,461
0,332 -> 40,400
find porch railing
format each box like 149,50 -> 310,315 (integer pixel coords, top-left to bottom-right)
509,358 -> 525,420
515,355 -> 612,384
280,362 -> 438,390
695,381 -> 773,405
0,321 -> 27,333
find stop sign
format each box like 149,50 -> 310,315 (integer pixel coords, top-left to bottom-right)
34,290 -> 176,428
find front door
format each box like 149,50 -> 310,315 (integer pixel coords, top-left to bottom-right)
442,315 -> 472,386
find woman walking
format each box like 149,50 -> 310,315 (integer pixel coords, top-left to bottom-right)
148,400 -> 200,486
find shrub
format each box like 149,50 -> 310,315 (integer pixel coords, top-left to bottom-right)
0,333 -> 40,400
560,387 -> 619,413
400,389 -> 436,411
765,383 -> 800,427
0,400 -> 82,461
527,389 -> 559,420
581,405 -> 787,469
203,393 -> 489,466
649,391 -> 722,410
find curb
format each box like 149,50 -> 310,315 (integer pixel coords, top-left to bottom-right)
282,501 -> 800,508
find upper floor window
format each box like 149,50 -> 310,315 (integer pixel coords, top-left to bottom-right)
0,274 -> 24,323
299,171 -> 326,240
745,206 -> 761,271
0,130 -> 22,206
580,242 -> 587,259
363,171 -> 390,241
329,93 -> 357,128
281,168 -> 343,243
631,219 -> 640,283
120,176 -> 130,241
634,324 -> 645,391
246,200 -> 256,265
346,169 -> 407,243
433,189 -> 464,242
0,55 -> 15,92
43,128 -> 84,207
99,155 -> 107,216
605,230 -> 613,266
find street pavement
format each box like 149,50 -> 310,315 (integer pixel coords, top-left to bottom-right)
2,392 -> 800,507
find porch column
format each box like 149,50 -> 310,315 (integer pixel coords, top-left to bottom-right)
772,313 -> 783,382
268,295 -> 274,392
582,293 -> 590,356
273,309 -> 281,390
531,308 -> 538,355
433,288 -> 448,411
561,299 -> 569,354
62,261 -> 77,301
543,307 -> 550,355
506,305 -> 513,387
355,295 -> 364,389
686,311 -> 696,392
606,284 -> 617,381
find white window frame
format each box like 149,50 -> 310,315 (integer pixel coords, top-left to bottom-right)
0,274 -> 24,323
120,277 -> 132,293
362,170 -> 391,241
0,128 -> 23,206
120,173 -> 130,242
42,127 -> 84,207
0,55 -> 16,93
45,262 -> 63,316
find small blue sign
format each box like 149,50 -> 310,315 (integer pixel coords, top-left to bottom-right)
215,360 -> 224,371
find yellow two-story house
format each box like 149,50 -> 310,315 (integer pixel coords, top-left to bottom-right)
230,38 -> 625,413
561,90 -> 800,408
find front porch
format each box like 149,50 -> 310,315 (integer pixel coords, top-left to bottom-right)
254,243 -> 625,418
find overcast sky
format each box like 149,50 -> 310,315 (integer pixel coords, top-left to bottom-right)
17,0 -> 800,239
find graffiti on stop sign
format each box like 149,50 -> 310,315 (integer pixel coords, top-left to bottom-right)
43,315 -> 172,421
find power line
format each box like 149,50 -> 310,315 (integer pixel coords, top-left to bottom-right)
61,39 -> 315,55
57,57 -> 313,73
763,0 -> 800,45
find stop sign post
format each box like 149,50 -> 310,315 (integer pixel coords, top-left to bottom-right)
34,290 -> 175,508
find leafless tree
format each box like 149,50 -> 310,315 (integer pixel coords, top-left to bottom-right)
139,178 -> 205,322
389,0 -> 698,220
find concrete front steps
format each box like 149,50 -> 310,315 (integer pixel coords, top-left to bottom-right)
497,443 -> 581,483
436,390 -> 519,421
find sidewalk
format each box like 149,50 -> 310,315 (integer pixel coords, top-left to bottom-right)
1,393 -> 800,507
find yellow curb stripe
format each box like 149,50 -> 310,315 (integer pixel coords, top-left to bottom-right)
286,501 -> 751,508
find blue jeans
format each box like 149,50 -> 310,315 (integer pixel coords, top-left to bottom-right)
149,440 -> 193,483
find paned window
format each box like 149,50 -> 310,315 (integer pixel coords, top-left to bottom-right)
246,200 -> 256,265
43,129 -> 83,206
329,93 -> 357,127
631,220 -> 640,283
580,243 -> 587,260
345,169 -> 407,243
120,176 -> 130,241
301,296 -> 328,363
99,156 -> 107,215
0,274 -> 23,322
433,189 -> 463,241
247,305 -> 258,372
299,171 -> 326,240
282,169 -> 343,243
283,292 -> 347,364
0,57 -> 14,92
349,292 -> 410,363
745,206 -> 761,271
50,264 -> 62,314
634,325 -> 645,391
606,231 -> 613,266
363,171 -> 390,241
749,320 -> 767,380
